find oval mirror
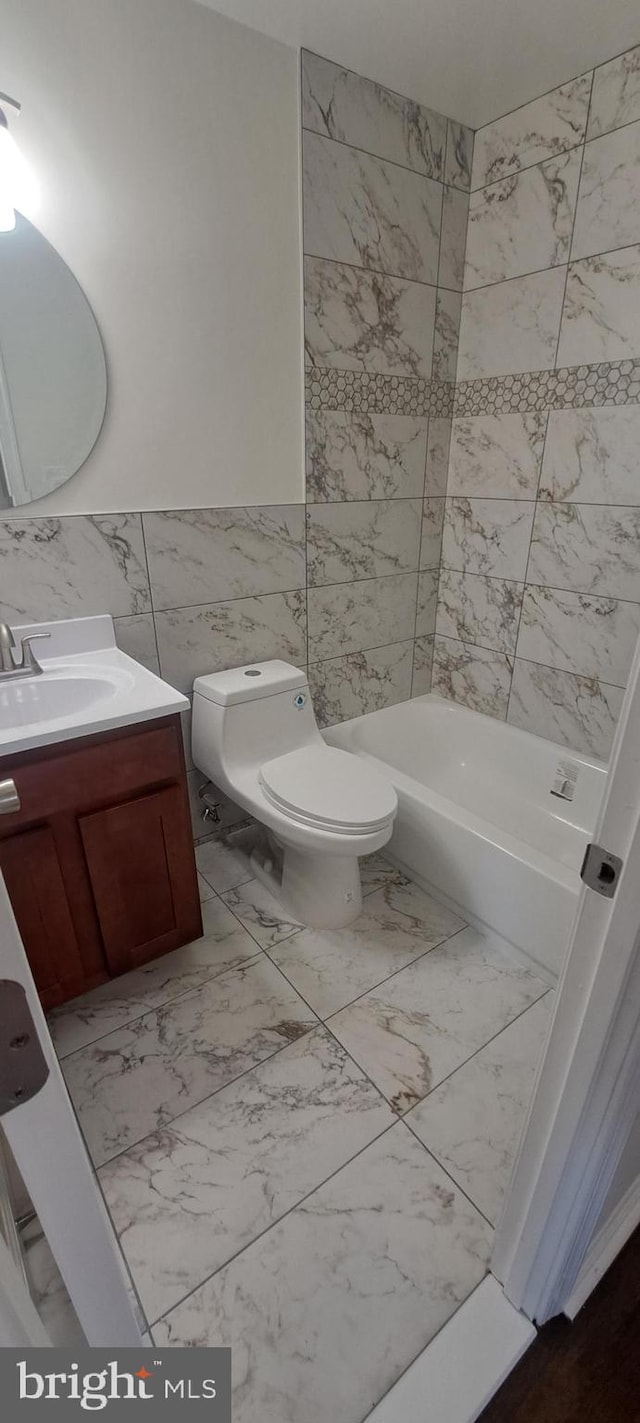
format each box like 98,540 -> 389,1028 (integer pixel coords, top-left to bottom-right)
0,212 -> 107,507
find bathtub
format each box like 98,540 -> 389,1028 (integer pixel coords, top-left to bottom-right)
324,694 -> 607,978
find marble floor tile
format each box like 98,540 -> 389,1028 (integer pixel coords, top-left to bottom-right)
437,569 -> 524,655
308,572 -> 418,660
302,50 -> 446,179
457,267 -> 566,381
221,878 -> 304,951
308,641 -> 414,727
572,119 -> 640,261
197,873 -> 215,902
431,636 -> 513,718
269,879 -> 465,1018
303,130 -> 442,284
48,899 -> 261,1058
62,957 -> 316,1167
306,499 -> 422,586
471,73 -> 592,188
142,507 -> 305,611
528,501 -> 640,601
305,409 -> 428,502
0,514 -> 150,623
359,853 -> 410,897
517,585 -> 640,687
448,413 -> 547,499
153,1124 -> 493,1423
329,926 -> 548,1115
465,150 -> 581,289
407,994 -> 553,1223
304,256 -> 436,378
98,1026 -> 395,1323
588,43 -> 640,140
508,660 -> 623,761
442,498 -> 534,582
539,406 -> 640,505
154,590 -> 307,696
557,246 -> 640,366
195,827 -> 258,894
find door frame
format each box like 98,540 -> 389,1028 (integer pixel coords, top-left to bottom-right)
493,634 -> 640,1323
0,875 -> 145,1345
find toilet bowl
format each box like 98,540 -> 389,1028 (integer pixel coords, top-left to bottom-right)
191,660 -> 397,928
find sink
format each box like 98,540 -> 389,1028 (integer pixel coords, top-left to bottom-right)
0,615 -> 188,755
0,669 -> 129,731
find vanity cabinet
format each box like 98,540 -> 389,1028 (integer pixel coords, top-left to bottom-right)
0,716 -> 202,1009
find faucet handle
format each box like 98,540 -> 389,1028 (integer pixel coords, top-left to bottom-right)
18,631 -> 51,674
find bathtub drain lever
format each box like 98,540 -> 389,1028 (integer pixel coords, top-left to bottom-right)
580,842 -> 623,899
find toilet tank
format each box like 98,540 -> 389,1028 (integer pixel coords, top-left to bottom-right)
191,660 -> 323,784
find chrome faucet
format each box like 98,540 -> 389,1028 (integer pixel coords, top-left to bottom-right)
0,621 -> 51,681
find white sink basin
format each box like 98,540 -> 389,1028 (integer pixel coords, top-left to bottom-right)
0,668 -> 131,731
0,615 -> 188,756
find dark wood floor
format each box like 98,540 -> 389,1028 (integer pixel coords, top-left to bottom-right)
479,1227 -> 640,1422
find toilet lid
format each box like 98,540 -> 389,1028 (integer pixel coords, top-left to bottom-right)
259,745 -> 397,833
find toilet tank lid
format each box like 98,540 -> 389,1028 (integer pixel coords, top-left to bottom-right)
193,660 -> 307,706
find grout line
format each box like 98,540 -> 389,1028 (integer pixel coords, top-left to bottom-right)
150,960 -> 548,1330
471,70 -> 592,152
556,75 -> 594,359
505,409 -> 551,717
398,1118 -> 496,1229
149,1113 -> 403,1330
301,46 -> 466,145
304,248 -> 440,294
148,965 -> 551,1327
303,122 -> 450,190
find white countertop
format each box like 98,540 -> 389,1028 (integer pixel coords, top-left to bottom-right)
0,615 -> 188,758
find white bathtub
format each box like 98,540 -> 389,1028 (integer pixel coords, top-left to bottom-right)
325,694 -> 607,978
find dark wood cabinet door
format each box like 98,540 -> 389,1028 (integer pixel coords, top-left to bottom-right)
79,786 -> 202,976
0,826 -> 106,1008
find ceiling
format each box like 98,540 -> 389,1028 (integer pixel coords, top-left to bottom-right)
197,0 -> 640,129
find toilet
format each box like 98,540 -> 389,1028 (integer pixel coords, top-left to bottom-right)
191,660 -> 398,929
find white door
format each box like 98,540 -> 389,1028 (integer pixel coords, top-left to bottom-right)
493,630 -> 640,1323
0,872 -> 144,1345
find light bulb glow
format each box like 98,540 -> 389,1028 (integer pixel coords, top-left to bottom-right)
0,122 -> 38,226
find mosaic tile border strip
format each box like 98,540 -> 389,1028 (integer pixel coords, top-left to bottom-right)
305,368 -> 455,418
454,361 -> 640,416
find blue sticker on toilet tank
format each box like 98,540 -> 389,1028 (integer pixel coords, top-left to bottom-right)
293,693 -> 306,708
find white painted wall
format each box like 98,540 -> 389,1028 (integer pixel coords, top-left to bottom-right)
1,0 -> 303,513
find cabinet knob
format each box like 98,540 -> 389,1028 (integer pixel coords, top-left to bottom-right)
0,779 -> 20,814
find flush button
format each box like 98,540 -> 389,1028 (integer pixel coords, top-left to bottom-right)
244,669 -> 261,677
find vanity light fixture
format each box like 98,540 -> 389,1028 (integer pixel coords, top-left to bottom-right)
0,92 -> 36,232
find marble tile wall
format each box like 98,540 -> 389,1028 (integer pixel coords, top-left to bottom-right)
302,49 -> 473,720
438,42 -> 640,760
0,508 -> 308,839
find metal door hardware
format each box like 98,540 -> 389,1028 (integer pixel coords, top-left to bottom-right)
580,842 -> 624,899
0,981 -> 49,1115
0,778 -> 20,814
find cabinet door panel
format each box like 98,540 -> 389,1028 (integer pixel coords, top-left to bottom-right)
0,827 -> 91,1004
79,787 -> 202,975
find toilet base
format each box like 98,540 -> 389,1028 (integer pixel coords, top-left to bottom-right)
250,840 -> 363,929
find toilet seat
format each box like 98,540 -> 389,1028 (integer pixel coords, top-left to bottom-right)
258,744 -> 397,835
